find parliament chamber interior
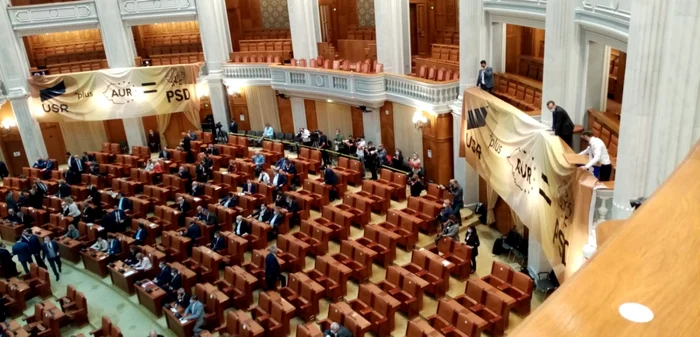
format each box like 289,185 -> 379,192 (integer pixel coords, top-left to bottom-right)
0,0 -> 696,336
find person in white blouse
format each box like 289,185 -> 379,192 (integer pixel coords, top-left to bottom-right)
580,131 -> 613,181
134,253 -> 152,271
258,169 -> 270,185
90,237 -> 108,252
144,159 -> 155,172
62,197 -> 81,218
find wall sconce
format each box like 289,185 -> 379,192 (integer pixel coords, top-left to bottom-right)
1,118 -> 17,130
196,82 -> 209,99
227,84 -> 243,98
412,111 -> 429,129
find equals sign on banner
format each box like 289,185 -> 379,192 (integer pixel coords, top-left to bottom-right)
141,82 -> 157,94
539,173 -> 552,206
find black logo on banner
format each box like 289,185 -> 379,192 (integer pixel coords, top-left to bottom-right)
40,81 -> 69,113
466,106 -> 488,130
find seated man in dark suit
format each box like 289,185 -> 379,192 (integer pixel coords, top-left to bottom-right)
208,231 -> 226,253
282,160 -> 298,186
106,237 -> 122,261
134,222 -> 148,245
153,261 -> 171,288
159,147 -> 171,160
5,209 -> 34,227
190,182 -> 204,197
323,322 -> 352,337
195,162 -> 208,183
197,207 -> 218,227
242,179 -> 256,195
267,207 -> 284,237
219,192 -> 238,208
270,167 -> 287,200
57,179 -> 71,199
166,269 -> 182,300
232,215 -> 249,237
284,194 -> 300,227
323,167 -> 339,200
115,193 -> 133,212
170,287 -> 190,309
204,144 -> 219,156
32,158 -> 47,169
183,220 -> 201,241
250,204 -> 271,223
82,151 -> 95,163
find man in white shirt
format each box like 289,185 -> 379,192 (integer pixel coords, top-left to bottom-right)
579,131 -> 613,181
355,138 -> 366,177
233,215 -> 249,237
90,237 -> 108,252
134,253 -> 152,271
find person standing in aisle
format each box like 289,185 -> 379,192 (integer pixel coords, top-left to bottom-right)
476,60 -> 494,93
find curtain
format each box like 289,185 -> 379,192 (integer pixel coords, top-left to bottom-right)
486,184 -> 498,225
182,109 -> 201,130
392,103 -> 424,162
245,86 -> 281,132
59,121 -> 108,154
156,113 -> 172,147
315,101 -> 353,137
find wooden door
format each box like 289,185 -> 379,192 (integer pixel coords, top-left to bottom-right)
379,102 -> 395,154
276,93 -> 295,134
409,4 -> 418,56
319,5 -> 332,43
416,4 -> 430,57
505,24 -> 521,74
40,123 -> 68,164
164,113 -> 196,147
1,132 -> 28,176
494,197 -> 516,235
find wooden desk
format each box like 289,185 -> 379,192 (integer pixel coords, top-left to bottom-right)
108,261 -> 139,295
165,305 -> 196,337
333,301 -> 372,332
30,226 -> 53,241
0,221 -> 24,241
136,281 -> 167,317
56,237 -> 82,263
1,320 -> 29,337
80,249 -> 110,278
170,262 -> 197,292
7,278 -> 29,311
41,299 -> 67,327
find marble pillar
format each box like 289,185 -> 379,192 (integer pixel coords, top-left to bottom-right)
95,0 -> 137,68
290,97 -> 308,130
374,0 -> 411,74
540,0 -> 582,126
10,97 -> 48,164
198,0 -> 233,132
490,23 -> 506,73
362,110 -> 381,145
122,118 -> 147,147
583,42 -> 608,116
613,0 -> 700,218
287,0 -> 322,60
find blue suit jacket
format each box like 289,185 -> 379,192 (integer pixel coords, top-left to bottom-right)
41,241 -> 60,260
134,228 -> 147,242
265,253 -> 280,279
12,242 -> 32,262
272,174 -> 287,188
155,266 -> 171,286
27,235 -> 42,254
185,224 -> 201,240
117,197 -> 132,211
324,169 -> 338,185
107,239 -> 121,256
242,183 -> 256,194
211,236 -> 226,251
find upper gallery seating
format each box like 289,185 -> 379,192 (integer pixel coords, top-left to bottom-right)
346,28 -> 376,40
517,55 -> 544,82
241,29 -> 291,40
138,25 -> 204,66
26,29 -> 107,74
143,34 -> 202,56
434,30 -> 460,45
231,39 -> 292,62
412,44 -> 460,82
492,72 -> 543,114
289,56 -> 384,74
147,53 -> 205,66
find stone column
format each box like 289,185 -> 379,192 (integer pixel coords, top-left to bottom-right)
290,97 -> 307,130
287,0 -> 322,60
362,110 -> 381,145
198,0 -> 233,132
95,0 -> 149,146
0,0 -> 48,163
10,97 -> 48,165
540,0 -> 582,126
374,0 -> 411,74
613,0 -> 700,218
490,23 -> 506,73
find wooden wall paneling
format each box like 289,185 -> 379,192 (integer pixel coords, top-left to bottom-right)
409,5 -> 418,56
199,97 -> 212,123
131,26 -> 146,59
505,24 -> 522,74
351,107 -> 365,138
421,113 -> 453,185
229,89 -> 250,132
247,0 -> 263,29
520,27 -> 533,57
614,51 -> 627,104
276,93 -> 295,133
304,100 -> 318,131
23,36 -> 35,68
445,0 -> 457,30
533,28 -> 546,58
1,132 -> 28,176
40,123 -> 68,164
379,102 -> 395,153
227,9 -> 243,52
494,197 -> 516,234
164,113 -> 196,147
428,0 -> 436,48
434,0 -> 446,31
416,3 -> 430,57
142,115 -> 159,137
103,119 -> 127,145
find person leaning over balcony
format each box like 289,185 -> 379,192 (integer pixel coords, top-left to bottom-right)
476,60 -> 494,94
547,100 -> 575,148
579,131 -> 613,181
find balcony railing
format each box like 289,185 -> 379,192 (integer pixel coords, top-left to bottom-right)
221,63 -> 460,113
118,0 -> 198,25
582,184 -> 614,258
7,0 -> 99,35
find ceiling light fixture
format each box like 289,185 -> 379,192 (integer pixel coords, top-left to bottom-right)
618,303 -> 654,323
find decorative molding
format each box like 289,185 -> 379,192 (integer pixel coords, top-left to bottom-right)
484,0 -> 547,28
575,2 -> 630,46
221,64 -> 460,113
357,0 -> 375,28
8,0 -> 100,36
119,0 -> 197,25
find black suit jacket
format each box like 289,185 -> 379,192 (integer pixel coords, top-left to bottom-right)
40,241 -> 60,260
27,235 -> 42,255
183,137 -> 191,152
169,273 -> 182,290
116,197 -> 132,211
272,174 -> 287,188
552,106 -> 575,136
211,236 -> 226,251
233,220 -> 249,236
58,184 -> 71,199
190,185 -> 204,197
269,213 -> 283,227
185,224 -> 201,240
220,196 -> 237,208
465,232 -> 480,257
175,201 -> 191,214
159,151 -> 170,159
286,200 -> 299,213
242,183 -> 256,194
155,266 -> 171,286
324,169 -> 338,185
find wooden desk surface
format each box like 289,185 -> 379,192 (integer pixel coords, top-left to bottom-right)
137,280 -> 167,298
265,291 -> 295,314
333,302 -> 371,329
81,249 -> 109,261
30,226 -> 52,239
8,277 -> 29,292
170,262 -> 196,279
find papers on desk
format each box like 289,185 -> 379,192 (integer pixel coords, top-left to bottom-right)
97,226 -> 104,231
123,270 -> 137,277
238,193 -> 245,196
149,223 -> 158,228
141,281 -> 155,288
441,260 -> 452,267
193,197 -> 202,202
179,318 -> 188,323
170,307 -> 178,313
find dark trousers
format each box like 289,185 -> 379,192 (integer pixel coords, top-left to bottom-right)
599,164 -> 613,181
321,149 -> 331,167
46,257 -> 62,278
471,254 -> 477,272
480,86 -> 493,94
32,253 -> 47,269
19,260 -> 30,274
265,274 -> 286,290
559,133 -> 574,149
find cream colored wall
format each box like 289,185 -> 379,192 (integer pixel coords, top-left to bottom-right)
314,100 -> 354,138
392,102 -> 423,160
